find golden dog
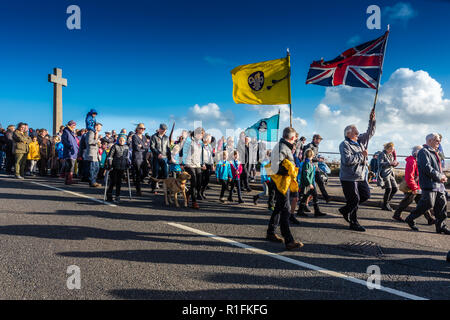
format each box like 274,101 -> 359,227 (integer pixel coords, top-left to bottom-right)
150,171 -> 191,207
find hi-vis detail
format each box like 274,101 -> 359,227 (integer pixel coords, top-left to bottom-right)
231,57 -> 290,105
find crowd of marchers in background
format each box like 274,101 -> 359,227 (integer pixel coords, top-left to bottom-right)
0,108 -> 448,251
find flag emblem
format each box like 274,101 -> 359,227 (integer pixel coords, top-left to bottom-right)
248,71 -> 265,91
306,31 -> 389,89
231,57 -> 290,105
257,120 -> 268,132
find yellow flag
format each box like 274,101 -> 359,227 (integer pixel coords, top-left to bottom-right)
231,56 -> 291,105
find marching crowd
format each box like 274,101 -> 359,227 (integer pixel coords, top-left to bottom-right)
0,107 -> 449,250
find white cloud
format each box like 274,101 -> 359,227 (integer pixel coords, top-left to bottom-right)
247,104 -> 308,132
383,2 -> 417,25
166,103 -> 237,140
313,68 -> 450,158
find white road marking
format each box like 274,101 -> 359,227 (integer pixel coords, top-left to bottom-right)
167,222 -> 429,301
30,181 -> 117,207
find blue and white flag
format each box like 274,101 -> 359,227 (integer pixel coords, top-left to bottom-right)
245,113 -> 279,142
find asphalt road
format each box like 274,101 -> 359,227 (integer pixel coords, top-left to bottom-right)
0,174 -> 449,300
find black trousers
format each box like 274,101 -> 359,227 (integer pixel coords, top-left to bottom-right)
39,157 -> 49,176
5,152 -> 14,173
240,164 -> 250,190
133,159 -> 147,193
185,166 -> 202,201
267,180 -> 276,208
299,187 -> 318,207
406,191 -> 448,231
230,179 -> 243,200
201,164 -> 213,190
219,179 -> 229,198
315,173 -> 329,200
64,159 -> 76,174
340,180 -> 371,223
107,169 -> 124,197
267,188 -> 294,243
383,186 -> 398,205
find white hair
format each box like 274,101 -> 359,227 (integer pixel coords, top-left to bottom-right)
344,125 -> 356,137
411,145 -> 422,156
426,133 -> 439,143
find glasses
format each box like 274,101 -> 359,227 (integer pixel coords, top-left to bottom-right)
138,127 -> 146,130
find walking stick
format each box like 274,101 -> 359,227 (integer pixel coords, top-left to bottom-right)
103,169 -> 110,202
127,168 -> 132,200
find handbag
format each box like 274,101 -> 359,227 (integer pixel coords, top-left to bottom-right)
399,180 -> 412,193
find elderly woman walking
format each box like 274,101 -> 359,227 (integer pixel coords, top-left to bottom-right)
338,108 -> 376,232
378,142 -> 399,211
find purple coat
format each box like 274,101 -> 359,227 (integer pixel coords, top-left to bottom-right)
61,127 -> 79,160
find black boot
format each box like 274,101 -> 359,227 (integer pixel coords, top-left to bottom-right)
349,221 -> 366,232
392,210 -> 404,222
297,204 -> 309,217
106,193 -> 113,202
314,205 -> 326,217
228,195 -> 233,202
405,215 -> 419,231
253,195 -> 259,205
304,205 -> 311,213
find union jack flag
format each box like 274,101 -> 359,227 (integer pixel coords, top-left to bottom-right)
306,31 -> 389,89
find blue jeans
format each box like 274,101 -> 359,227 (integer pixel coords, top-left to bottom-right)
151,157 -> 169,189
89,161 -> 100,185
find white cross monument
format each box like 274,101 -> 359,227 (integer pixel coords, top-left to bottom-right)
48,68 -> 68,135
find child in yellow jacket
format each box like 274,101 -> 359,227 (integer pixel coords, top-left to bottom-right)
27,136 -> 40,175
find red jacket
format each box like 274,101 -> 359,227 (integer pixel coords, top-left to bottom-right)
230,160 -> 243,180
405,156 -> 420,192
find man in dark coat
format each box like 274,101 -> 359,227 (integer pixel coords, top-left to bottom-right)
150,123 -> 171,193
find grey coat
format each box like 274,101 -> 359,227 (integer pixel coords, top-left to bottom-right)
417,144 -> 446,191
339,119 -> 376,181
377,150 -> 395,179
150,133 -> 171,159
84,130 -> 100,162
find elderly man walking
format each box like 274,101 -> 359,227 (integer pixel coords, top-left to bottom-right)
266,127 -> 303,250
338,108 -> 376,232
150,123 -> 171,193
405,134 -> 450,235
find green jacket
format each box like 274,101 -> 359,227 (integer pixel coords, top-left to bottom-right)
300,159 -> 315,188
13,130 -> 31,154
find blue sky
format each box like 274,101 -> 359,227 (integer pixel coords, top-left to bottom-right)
1,0 -> 450,155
